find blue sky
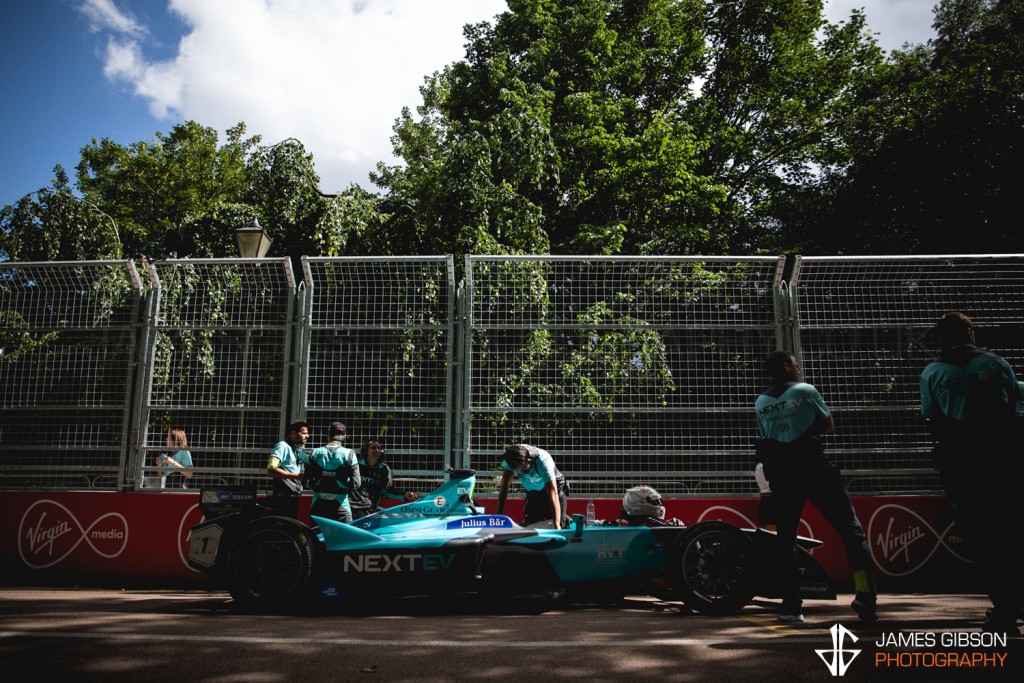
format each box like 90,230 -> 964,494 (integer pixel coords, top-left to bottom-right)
1,1 -> 939,210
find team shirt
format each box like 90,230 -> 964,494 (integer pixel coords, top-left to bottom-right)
268,440 -> 309,494
350,458 -> 406,515
500,446 -> 564,492
269,440 -> 308,473
920,346 -> 1019,423
308,442 -> 359,506
755,381 -> 831,443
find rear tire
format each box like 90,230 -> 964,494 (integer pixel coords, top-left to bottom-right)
668,521 -> 755,615
226,516 -> 320,610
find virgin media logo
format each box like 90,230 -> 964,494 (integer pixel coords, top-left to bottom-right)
867,504 -> 969,577
18,500 -> 129,569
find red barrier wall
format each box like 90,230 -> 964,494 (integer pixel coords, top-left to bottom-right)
0,491 -> 976,591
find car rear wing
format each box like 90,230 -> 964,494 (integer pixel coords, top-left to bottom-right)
198,486 -> 259,519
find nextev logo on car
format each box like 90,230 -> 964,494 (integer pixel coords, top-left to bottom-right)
817,623 -> 860,676
342,553 -> 455,572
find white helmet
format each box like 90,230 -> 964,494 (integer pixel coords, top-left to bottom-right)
622,485 -> 665,521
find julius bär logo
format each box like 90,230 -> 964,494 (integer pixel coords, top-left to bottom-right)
18,500 -> 128,568
867,504 -> 969,577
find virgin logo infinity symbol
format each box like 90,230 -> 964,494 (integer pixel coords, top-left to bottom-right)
867,504 -> 970,577
697,505 -> 816,540
17,499 -> 129,569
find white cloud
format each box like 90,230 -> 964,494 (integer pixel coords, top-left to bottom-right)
99,0 -> 508,191
77,0 -> 146,37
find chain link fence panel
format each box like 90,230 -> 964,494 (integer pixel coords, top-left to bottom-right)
299,257 -> 456,495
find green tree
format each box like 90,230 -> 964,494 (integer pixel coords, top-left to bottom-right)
0,167 -> 123,261
798,0 -> 1024,254
75,121 -> 256,258
688,2 -> 886,253
373,0 -> 882,258
1,122 -> 379,266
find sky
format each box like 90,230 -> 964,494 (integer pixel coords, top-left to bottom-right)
0,0 -> 941,209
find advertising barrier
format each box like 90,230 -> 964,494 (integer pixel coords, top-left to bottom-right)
0,491 -> 976,592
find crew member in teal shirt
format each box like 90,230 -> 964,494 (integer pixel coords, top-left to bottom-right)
307,421 -> 360,523
755,350 -> 877,624
920,311 -> 1021,635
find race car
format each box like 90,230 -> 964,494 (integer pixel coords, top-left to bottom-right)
187,469 -> 835,614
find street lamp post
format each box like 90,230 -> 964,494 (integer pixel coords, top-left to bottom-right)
234,218 -> 273,258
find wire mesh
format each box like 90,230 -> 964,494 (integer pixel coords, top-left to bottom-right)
137,259 -> 295,490
790,255 -> 1024,494
300,257 -> 455,475
3,254 -> 1023,497
464,256 -> 784,495
0,261 -> 142,490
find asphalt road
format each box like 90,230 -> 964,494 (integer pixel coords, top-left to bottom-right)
0,587 -> 1020,682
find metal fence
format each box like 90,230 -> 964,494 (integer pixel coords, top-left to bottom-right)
2,254 -> 1022,497
789,254 -> 1024,495
135,258 -> 296,491
0,260 -> 143,490
299,256 -> 456,492
462,256 -> 784,496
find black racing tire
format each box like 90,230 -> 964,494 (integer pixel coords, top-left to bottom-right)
225,516 -> 321,610
668,521 -> 755,615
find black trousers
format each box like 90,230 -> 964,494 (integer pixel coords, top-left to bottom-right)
310,497 -> 353,523
267,492 -> 300,519
933,433 -> 1021,620
768,455 -> 874,612
523,487 -> 569,528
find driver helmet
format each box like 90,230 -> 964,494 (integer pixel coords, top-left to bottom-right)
622,485 -> 665,524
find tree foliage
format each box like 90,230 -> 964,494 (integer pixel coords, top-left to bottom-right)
2,1 -> 1022,262
1,122 -> 376,268
372,0 -> 885,257
792,0 -> 1024,254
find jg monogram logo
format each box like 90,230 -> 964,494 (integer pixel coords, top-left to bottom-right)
816,623 -> 861,677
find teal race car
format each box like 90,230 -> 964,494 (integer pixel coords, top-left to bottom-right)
187,469 -> 835,614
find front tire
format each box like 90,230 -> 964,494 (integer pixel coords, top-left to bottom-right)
668,521 -> 755,615
226,516 -> 320,610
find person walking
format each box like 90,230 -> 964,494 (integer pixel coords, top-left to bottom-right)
755,351 -> 878,623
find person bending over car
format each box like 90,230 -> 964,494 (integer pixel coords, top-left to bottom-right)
349,440 -> 420,519
755,351 -> 877,624
496,444 -> 569,529
306,421 -> 360,523
266,420 -> 310,519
